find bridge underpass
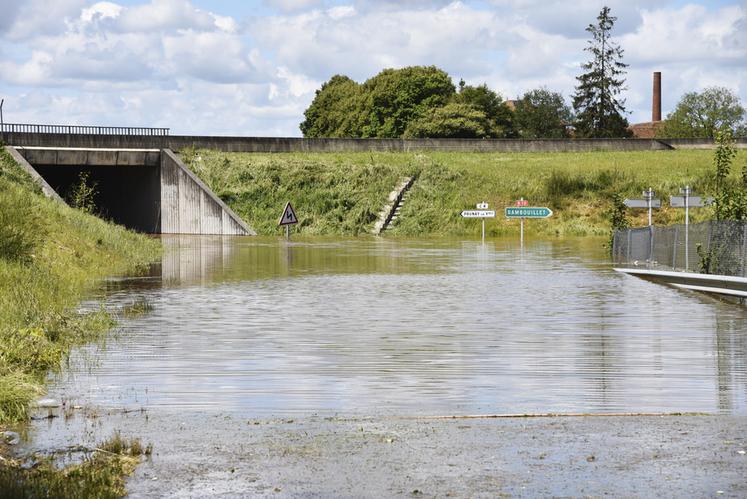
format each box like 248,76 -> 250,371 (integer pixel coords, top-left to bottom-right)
5,146 -> 254,236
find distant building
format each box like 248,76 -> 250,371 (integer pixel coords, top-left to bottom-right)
629,72 -> 664,138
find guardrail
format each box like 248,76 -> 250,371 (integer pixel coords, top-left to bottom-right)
0,123 -> 169,136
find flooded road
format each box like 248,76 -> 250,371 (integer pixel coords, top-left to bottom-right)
49,236 -> 747,416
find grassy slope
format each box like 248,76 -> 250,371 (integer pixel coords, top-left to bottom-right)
0,147 -> 160,423
183,149 -> 723,237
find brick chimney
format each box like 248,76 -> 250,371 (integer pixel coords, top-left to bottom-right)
652,72 -> 662,122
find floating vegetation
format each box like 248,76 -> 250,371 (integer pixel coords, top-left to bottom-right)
0,433 -> 152,499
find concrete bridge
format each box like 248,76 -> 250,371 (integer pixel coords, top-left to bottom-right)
5,146 -> 254,236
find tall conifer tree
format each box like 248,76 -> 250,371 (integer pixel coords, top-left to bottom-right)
572,6 -> 631,138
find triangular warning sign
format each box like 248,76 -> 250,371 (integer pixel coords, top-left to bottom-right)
278,202 -> 298,226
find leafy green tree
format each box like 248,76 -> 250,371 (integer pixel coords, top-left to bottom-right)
358,66 -> 455,138
656,87 -> 746,139
711,130 -> 747,221
514,88 -> 572,138
300,75 -> 361,138
572,6 -> 631,138
403,102 -> 501,138
454,81 -> 515,137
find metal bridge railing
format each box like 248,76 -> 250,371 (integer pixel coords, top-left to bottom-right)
0,123 -> 169,136
613,220 -> 747,277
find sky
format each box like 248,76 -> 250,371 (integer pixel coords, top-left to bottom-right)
0,0 -> 745,137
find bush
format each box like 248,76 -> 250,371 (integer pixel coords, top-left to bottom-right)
0,181 -> 46,263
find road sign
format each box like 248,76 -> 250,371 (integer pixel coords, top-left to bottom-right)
504,207 -> 553,219
461,210 -> 496,218
624,188 -> 661,227
476,201 -> 489,210
670,196 -> 713,208
278,202 -> 298,226
623,199 -> 661,208
515,199 -> 529,207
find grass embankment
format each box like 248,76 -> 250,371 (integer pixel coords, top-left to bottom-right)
182,149 -> 721,237
0,146 -> 160,494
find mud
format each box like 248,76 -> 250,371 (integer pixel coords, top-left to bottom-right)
24,411 -> 747,498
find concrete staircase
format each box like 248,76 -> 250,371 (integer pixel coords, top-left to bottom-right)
373,176 -> 415,235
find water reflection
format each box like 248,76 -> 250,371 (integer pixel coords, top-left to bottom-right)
53,236 -> 747,416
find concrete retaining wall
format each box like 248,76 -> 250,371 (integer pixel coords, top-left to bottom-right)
160,149 -> 254,235
3,146 -> 64,202
661,138 -> 747,149
8,132 -> 737,152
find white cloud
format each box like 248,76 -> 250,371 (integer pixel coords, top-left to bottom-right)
263,0 -> 323,12
115,0 -> 216,32
162,30 -> 267,83
487,0 -> 670,36
623,5 -> 746,66
80,1 -> 123,22
0,0 -> 745,136
6,0 -> 87,39
252,2 -> 512,82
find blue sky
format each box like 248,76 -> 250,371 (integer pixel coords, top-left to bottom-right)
0,0 -> 744,136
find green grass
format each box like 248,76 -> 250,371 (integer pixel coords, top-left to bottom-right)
182,149 -> 726,237
0,146 -> 160,423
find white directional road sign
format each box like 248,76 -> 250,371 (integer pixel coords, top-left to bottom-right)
278,202 -> 298,226
670,196 -> 713,208
623,199 -> 661,208
461,210 -> 496,218
504,207 -> 553,219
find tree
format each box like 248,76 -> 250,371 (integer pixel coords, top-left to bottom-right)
514,88 -> 572,138
656,87 -> 746,139
711,130 -> 747,221
572,6 -> 631,138
454,81 -> 515,137
300,75 -> 361,138
358,66 -> 455,138
403,102 -> 500,138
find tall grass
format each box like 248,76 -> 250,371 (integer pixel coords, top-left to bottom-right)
182,149 -> 719,237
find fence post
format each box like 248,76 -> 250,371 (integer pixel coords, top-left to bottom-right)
648,225 -> 655,267
627,229 -> 632,263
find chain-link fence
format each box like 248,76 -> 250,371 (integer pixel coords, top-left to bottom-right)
613,220 -> 747,276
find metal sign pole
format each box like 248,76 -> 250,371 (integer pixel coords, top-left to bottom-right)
645,188 -> 654,227
481,218 -> 485,244
519,197 -> 524,248
286,225 -> 290,240
683,186 -> 690,271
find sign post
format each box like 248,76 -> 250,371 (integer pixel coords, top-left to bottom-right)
623,189 -> 661,227
461,202 -> 496,243
504,201 -> 553,248
670,187 -> 713,270
278,201 -> 298,239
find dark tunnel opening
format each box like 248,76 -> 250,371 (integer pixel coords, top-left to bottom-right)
33,164 -> 161,233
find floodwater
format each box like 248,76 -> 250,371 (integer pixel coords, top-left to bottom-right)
48,236 -> 747,416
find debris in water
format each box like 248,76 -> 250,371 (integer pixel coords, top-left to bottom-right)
2,431 -> 20,445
